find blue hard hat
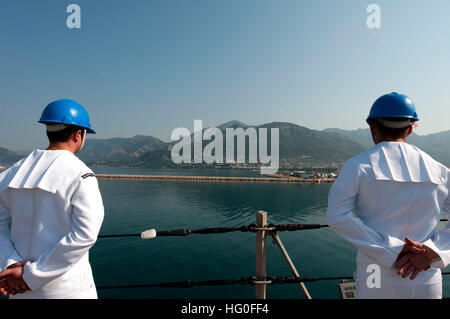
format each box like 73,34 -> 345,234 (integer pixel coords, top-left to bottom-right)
366,92 -> 419,125
38,99 -> 96,134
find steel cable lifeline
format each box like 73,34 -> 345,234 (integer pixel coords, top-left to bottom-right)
97,272 -> 450,290
98,219 -> 449,239
96,217 -> 450,295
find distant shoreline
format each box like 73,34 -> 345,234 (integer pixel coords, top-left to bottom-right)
95,173 -> 336,183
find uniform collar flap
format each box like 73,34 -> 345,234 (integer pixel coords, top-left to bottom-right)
7,150 -> 72,193
368,142 -> 445,185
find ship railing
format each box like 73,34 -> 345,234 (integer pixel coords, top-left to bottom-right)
97,212 -> 449,299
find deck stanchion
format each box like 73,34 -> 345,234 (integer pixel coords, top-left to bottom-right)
256,210 -> 267,299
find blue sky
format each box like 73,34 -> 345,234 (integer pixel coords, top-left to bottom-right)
0,0 -> 449,151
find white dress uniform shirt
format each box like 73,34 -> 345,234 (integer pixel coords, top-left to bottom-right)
0,149 -> 104,298
326,141 -> 449,289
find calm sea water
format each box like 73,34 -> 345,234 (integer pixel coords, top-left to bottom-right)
88,167 -> 450,299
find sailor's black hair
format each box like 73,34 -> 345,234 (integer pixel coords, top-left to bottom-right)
46,125 -> 86,143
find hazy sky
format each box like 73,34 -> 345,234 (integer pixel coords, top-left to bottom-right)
1,0 -> 449,151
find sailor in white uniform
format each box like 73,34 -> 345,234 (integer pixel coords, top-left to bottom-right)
0,99 -> 104,299
326,93 -> 449,299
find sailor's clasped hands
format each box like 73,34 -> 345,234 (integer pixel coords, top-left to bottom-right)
394,237 -> 440,280
0,261 -> 31,296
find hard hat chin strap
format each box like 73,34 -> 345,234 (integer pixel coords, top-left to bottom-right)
46,124 -> 70,132
376,118 -> 413,129
77,129 -> 87,153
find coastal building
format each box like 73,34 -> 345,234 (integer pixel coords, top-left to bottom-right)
290,171 -> 307,178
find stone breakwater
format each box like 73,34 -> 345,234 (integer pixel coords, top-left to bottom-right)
95,174 -> 336,183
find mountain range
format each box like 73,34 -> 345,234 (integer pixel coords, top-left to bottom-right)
0,147 -> 23,166
0,121 -> 448,169
323,128 -> 450,167
79,120 -> 368,168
